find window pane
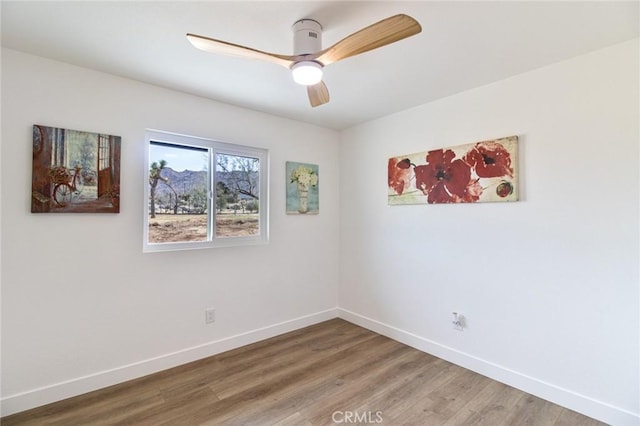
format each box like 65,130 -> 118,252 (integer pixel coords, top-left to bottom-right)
144,129 -> 268,252
148,142 -> 209,243
215,153 -> 260,238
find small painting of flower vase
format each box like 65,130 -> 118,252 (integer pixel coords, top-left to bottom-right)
287,161 -> 319,214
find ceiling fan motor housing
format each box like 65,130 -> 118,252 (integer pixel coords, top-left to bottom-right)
292,19 -> 322,55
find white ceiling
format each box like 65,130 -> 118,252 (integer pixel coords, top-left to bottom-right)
2,1 -> 638,130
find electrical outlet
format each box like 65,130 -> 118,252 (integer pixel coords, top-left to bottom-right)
205,308 -> 216,324
452,312 -> 464,331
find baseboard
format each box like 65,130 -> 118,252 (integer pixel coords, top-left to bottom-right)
5,307 -> 637,424
0,308 -> 339,417
337,308 -> 639,426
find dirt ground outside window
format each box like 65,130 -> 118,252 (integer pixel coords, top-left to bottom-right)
148,213 -> 259,243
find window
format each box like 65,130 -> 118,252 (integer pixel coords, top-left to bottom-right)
144,130 -> 268,252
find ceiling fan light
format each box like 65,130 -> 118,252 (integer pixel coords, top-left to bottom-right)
291,61 -> 323,86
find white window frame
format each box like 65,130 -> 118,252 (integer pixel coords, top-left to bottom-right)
143,129 -> 269,252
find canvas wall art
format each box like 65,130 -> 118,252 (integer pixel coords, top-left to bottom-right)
388,135 -> 518,205
286,161 -> 319,214
31,124 -> 121,213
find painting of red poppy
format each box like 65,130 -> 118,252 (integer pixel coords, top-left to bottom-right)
388,136 -> 518,205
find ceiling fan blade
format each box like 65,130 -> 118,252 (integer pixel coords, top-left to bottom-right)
313,14 -> 421,66
307,81 -> 330,107
187,33 -> 296,68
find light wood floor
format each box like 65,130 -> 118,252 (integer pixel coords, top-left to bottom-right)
2,319 -> 606,426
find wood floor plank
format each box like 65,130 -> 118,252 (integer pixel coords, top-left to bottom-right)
1,319 -> 608,426
1,379 -> 166,426
227,337 -> 414,425
554,408 -> 608,426
441,380 -> 527,426
300,347 -> 434,424
381,366 -> 492,425
116,386 -> 219,426
210,322 -> 376,400
502,394 -> 565,425
199,335 -> 399,425
271,411 -> 313,426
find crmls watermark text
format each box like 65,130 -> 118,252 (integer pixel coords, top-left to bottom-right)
332,410 -> 383,424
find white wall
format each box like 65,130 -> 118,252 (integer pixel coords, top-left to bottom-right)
0,48 -> 340,415
2,39 -> 638,424
339,39 -> 639,425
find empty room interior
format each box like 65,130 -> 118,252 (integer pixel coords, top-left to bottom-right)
1,1 -> 638,425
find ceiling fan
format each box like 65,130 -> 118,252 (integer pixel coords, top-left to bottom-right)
186,14 -> 422,107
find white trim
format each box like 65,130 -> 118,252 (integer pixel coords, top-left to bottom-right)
337,308 -> 639,426
0,308 -> 338,417
143,129 -> 269,253
4,307 -> 637,425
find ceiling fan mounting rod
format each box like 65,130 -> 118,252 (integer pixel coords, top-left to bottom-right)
292,19 -> 322,56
